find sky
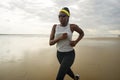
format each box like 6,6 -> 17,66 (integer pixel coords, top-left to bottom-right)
0,0 -> 120,37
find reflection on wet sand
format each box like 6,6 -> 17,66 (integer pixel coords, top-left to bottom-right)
0,36 -> 120,80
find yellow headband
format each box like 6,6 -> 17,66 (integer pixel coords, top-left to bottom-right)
60,9 -> 70,16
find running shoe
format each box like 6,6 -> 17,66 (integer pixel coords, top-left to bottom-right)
74,74 -> 80,80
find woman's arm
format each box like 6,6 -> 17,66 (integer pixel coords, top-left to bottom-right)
49,24 -> 68,46
70,24 -> 84,47
49,24 -> 57,46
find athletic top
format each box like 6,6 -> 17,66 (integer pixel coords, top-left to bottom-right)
55,24 -> 73,52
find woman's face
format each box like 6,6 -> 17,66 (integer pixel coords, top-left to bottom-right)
58,12 -> 69,26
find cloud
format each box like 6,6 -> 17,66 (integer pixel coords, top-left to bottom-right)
68,0 -> 120,36
0,0 -> 120,37
109,30 -> 120,34
92,0 -> 120,24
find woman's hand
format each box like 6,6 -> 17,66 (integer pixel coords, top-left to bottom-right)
49,33 -> 68,46
59,33 -> 68,40
70,41 -> 77,47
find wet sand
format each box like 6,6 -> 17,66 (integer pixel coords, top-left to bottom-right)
0,36 -> 120,80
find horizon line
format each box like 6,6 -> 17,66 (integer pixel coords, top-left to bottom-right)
0,34 -> 119,38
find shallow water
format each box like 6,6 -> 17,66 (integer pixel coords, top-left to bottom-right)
0,35 -> 120,80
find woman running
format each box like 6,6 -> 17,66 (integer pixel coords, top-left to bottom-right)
49,7 -> 84,80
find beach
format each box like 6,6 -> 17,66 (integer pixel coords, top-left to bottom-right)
0,35 -> 120,80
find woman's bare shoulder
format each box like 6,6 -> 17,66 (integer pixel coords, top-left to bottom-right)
70,24 -> 79,27
52,24 -> 57,30
70,24 -> 79,30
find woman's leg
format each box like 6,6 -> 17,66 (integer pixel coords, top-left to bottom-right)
56,50 -> 75,80
56,51 -> 65,80
66,68 -> 75,79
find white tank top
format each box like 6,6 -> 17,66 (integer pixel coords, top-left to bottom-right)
55,24 -> 73,52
